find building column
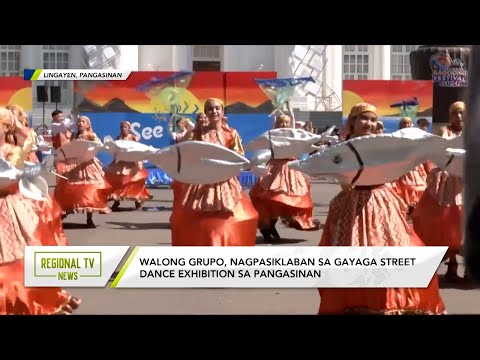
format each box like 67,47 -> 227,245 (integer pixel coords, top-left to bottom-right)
172,45 -> 191,71
138,45 -> 174,71
119,45 -> 139,71
274,45 -> 295,78
381,45 -> 391,80
370,45 -> 391,80
70,45 -> 85,69
20,45 -> 42,71
324,45 -> 343,110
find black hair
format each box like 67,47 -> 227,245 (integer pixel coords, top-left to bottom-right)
417,118 -> 429,126
52,110 -> 63,117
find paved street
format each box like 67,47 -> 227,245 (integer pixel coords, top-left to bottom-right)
54,179 -> 480,315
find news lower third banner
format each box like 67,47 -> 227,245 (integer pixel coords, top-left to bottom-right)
24,69 -> 132,81
24,246 -> 447,288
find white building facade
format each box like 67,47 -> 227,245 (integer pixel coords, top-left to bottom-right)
0,45 -> 419,125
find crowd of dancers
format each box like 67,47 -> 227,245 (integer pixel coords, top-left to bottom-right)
0,95 -> 467,315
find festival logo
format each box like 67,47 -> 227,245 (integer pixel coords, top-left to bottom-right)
429,52 -> 468,87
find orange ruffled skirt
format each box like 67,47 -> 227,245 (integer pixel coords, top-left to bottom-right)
411,168 -> 463,253
0,188 -> 79,315
105,161 -> 152,202
34,193 -> 68,246
318,185 -> 445,315
54,158 -> 112,213
170,186 -> 259,246
0,260 -> 79,315
391,164 -> 429,205
249,159 -> 318,230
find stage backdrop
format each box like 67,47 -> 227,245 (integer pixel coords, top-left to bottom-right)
342,80 -> 434,133
74,71 -> 276,185
0,77 -> 32,123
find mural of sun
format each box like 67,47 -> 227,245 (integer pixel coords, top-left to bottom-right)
148,87 -> 203,115
7,87 -> 32,112
342,90 -> 365,116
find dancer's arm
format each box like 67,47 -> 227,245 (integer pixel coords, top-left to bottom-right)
230,129 -> 245,156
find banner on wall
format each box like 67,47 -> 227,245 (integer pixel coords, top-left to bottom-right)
74,71 -> 277,184
410,46 -> 471,124
342,80 -> 434,133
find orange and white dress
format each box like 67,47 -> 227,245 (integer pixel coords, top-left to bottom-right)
51,130 -> 73,184
16,128 -> 68,246
0,133 -> 78,314
105,134 -> 152,203
249,158 -> 319,230
170,126 -> 259,246
391,163 -> 429,205
318,183 -> 446,315
54,134 -> 112,213
411,128 -> 463,254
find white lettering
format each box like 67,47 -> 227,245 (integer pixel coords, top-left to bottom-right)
130,122 -> 164,140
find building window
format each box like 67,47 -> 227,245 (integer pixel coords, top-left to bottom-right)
342,45 -> 369,80
37,45 -> 71,105
193,61 -> 221,71
0,45 -> 21,76
391,45 -> 419,80
192,45 -> 221,71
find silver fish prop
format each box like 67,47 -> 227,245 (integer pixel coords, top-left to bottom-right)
429,147 -> 465,179
464,45 -> 480,282
287,127 -> 457,186
102,136 -> 158,162
246,127 -> 337,165
147,140 -> 268,185
36,135 -> 54,152
54,140 -> 103,164
0,158 -> 49,201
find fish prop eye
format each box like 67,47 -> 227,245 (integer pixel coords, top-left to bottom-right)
333,155 -> 343,164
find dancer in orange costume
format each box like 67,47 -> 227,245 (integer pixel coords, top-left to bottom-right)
391,117 -> 430,213
54,116 -> 112,228
5,105 -> 39,162
50,110 -> 73,183
5,106 -> 68,247
318,103 -> 445,315
171,112 -> 209,212
170,98 -> 259,246
105,121 -> 152,211
0,107 -> 80,315
412,101 -> 466,282
249,113 -> 319,242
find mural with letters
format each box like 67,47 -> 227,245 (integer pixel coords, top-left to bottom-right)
74,71 -> 277,167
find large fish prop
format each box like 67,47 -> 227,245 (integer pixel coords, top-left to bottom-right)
36,135 -> 54,152
102,136 -> 158,162
0,158 -> 49,201
287,127 -> 457,186
54,140 -> 103,164
428,136 -> 464,178
246,127 -> 337,166
147,141 -> 268,185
